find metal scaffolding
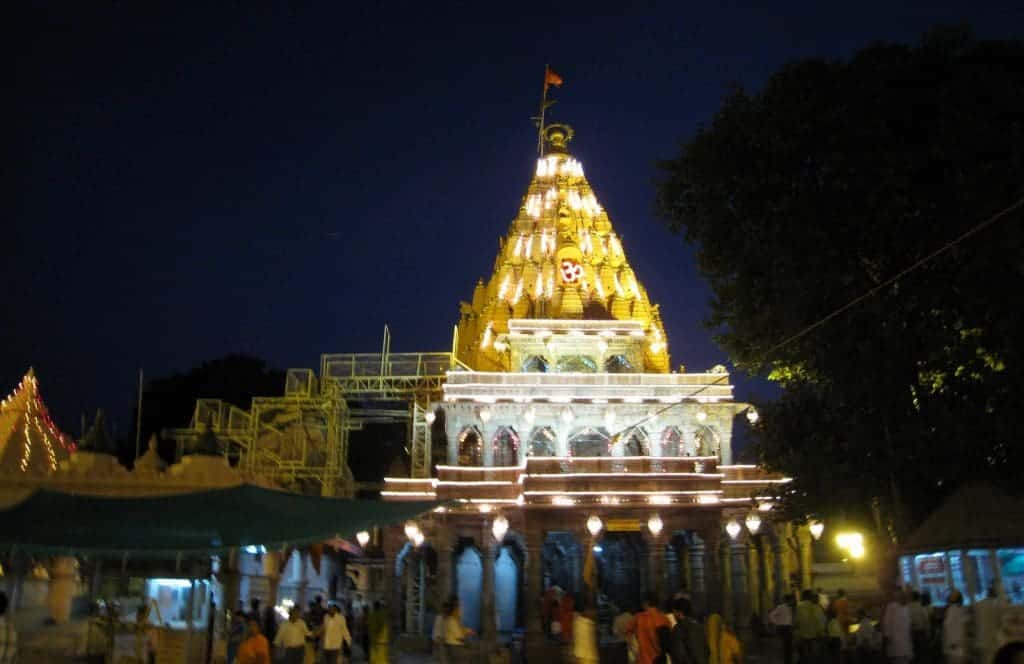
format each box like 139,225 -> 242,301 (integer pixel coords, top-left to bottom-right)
167,327 -> 466,496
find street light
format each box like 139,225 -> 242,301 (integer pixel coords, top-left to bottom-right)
492,514 -> 509,542
745,512 -> 762,535
809,520 -> 825,541
726,519 -> 742,540
647,514 -> 664,537
356,531 -> 370,548
586,515 -> 603,538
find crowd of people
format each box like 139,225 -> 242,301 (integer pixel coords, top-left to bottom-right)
765,585 -> 1018,664
228,594 -> 390,664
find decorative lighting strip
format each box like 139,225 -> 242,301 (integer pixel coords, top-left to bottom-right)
523,490 -> 723,496
380,491 -> 436,498
721,479 -> 793,485
524,472 -> 724,479
436,464 -> 525,472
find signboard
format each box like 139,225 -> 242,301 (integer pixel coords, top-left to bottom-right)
916,555 -> 947,585
605,519 -> 642,532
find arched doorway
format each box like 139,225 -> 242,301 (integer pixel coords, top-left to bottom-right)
594,533 -> 648,612
694,425 -> 720,457
395,543 -> 437,636
494,539 -> 525,633
543,532 -> 582,599
661,427 -> 683,456
454,540 -> 483,634
521,355 -> 549,373
622,428 -> 651,456
458,426 -> 483,466
570,427 -> 611,457
556,355 -> 598,373
492,426 -> 520,466
527,426 -> 557,457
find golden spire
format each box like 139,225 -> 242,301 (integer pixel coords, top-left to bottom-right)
457,125 -> 670,372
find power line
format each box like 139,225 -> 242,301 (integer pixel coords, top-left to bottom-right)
612,195 -> 1024,438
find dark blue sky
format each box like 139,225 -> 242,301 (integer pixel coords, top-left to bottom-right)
6,1 -> 1020,435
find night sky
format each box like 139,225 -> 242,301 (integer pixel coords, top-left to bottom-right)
7,2 -> 1020,436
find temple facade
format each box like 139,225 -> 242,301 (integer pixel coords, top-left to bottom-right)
381,125 -> 813,650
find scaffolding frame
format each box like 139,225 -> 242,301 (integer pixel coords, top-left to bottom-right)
167,328 -> 466,496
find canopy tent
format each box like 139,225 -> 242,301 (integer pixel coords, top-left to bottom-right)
902,483 -> 1024,554
0,484 -> 440,557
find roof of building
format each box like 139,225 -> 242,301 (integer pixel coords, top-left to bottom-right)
0,369 -> 74,474
456,123 -> 669,373
902,483 -> 1024,553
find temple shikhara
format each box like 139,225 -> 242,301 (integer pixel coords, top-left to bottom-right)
379,123 -> 804,649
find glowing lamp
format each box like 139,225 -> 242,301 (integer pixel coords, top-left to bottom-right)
696,410 -> 708,423
424,411 -> 436,425
523,407 -> 536,425
647,514 -> 664,537
746,407 -> 760,425
478,503 -> 493,514
597,340 -> 609,354
479,407 -> 492,424
745,512 -> 762,535
404,521 -> 420,542
726,519 -> 742,540
412,531 -> 425,547
809,520 -> 825,540
356,531 -> 370,548
492,514 -> 509,541
586,515 -> 603,538
561,407 -> 575,424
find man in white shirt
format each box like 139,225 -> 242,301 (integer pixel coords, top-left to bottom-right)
321,604 -> 352,664
274,607 -> 311,664
768,595 -> 794,664
881,591 -> 913,663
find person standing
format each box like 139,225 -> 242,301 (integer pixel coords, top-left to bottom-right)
669,597 -> 708,664
367,600 -> 390,664
795,589 -> 826,663
942,590 -> 969,664
0,592 -> 16,664
559,592 -> 576,644
237,618 -> 271,664
906,591 -> 929,663
228,607 -> 247,664
573,601 -> 600,664
706,613 -> 741,664
321,604 -> 352,664
275,607 -> 311,664
853,607 -> 881,661
974,586 -> 1006,664
881,591 -> 913,664
613,604 -> 639,664
626,592 -> 670,664
768,594 -> 795,664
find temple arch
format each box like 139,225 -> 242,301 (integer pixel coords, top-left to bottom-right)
521,355 -> 549,373
622,427 -> 651,456
491,426 -> 520,466
569,426 -> 611,457
453,540 -> 483,633
555,355 -> 598,373
526,426 -> 557,457
458,426 -> 483,466
694,425 -> 721,457
604,354 -> 634,373
661,427 -> 684,456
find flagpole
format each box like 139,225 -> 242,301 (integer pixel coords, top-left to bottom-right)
537,64 -> 549,157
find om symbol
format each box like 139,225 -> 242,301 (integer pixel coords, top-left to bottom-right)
560,259 -> 583,284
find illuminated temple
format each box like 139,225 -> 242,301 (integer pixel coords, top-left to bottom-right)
380,124 -> 810,649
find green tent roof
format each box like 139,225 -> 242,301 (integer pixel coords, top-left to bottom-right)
0,484 -> 439,557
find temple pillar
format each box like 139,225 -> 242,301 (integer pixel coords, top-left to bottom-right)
524,523 -> 545,653
556,426 -> 569,457
797,527 -> 813,591
647,531 -> 666,607
221,550 -> 242,617
698,525 -> 722,616
481,531 -> 498,647
745,540 -> 759,632
435,522 -> 454,607
447,422 -> 459,465
47,556 -> 77,624
963,549 -> 980,601
772,525 -> 790,600
720,540 -> 734,626
262,552 -> 282,610
760,539 -> 774,615
482,425 -> 495,467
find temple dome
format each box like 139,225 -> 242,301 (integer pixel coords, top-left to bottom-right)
456,125 -> 670,372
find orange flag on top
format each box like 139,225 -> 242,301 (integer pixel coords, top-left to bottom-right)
545,66 -> 564,89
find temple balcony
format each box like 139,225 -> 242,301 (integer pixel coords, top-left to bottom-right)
443,370 -> 734,403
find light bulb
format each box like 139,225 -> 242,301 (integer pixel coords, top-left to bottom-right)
586,515 -> 603,537
745,407 -> 759,425
726,519 -> 742,540
479,407 -> 492,424
561,408 -> 575,424
809,520 -> 824,540
696,410 -> 708,423
356,531 -> 370,548
404,521 -> 420,542
647,514 -> 664,536
745,512 -> 762,535
523,407 -> 536,425
492,514 -> 509,541
424,411 -> 436,424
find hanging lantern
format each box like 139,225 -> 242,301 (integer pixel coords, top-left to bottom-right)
586,515 -> 603,538
479,407 -> 492,424
603,410 -> 617,428
746,407 -> 759,425
492,514 -> 509,542
424,411 -> 436,425
561,407 -> 575,424
726,519 -> 742,540
412,531 -> 425,547
745,512 -> 762,535
696,410 -> 708,423
809,520 -> 825,540
404,521 -> 420,542
647,514 -> 664,536
356,531 -> 370,548
523,407 -> 536,425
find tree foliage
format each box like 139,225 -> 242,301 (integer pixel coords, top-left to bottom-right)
657,28 -> 1024,540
